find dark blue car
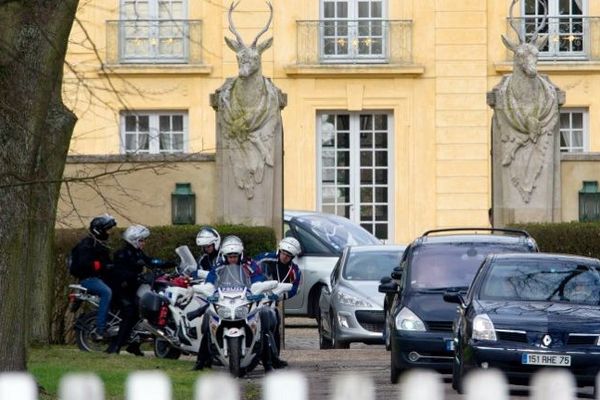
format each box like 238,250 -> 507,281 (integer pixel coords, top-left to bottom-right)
446,253 -> 600,393
379,228 -> 538,383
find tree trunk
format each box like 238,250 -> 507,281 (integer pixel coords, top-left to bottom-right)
0,0 -> 78,370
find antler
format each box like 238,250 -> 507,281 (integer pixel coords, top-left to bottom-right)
529,0 -> 548,43
228,1 -> 247,48
508,0 -> 525,43
250,1 -> 273,48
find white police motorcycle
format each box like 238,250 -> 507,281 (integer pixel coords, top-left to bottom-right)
139,246 -> 209,359
195,273 -> 292,377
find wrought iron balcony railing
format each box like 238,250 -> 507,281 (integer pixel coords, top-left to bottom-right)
106,20 -> 202,64
506,16 -> 600,61
296,19 -> 412,65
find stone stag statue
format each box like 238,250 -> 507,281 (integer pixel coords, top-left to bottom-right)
211,1 -> 285,230
217,1 -> 284,199
488,0 -> 563,224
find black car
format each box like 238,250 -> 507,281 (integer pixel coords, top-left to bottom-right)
446,252 -> 600,393
379,228 -> 538,383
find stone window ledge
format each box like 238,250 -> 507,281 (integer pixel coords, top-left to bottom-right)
561,152 -> 600,161
284,63 -> 425,77
99,64 -> 212,76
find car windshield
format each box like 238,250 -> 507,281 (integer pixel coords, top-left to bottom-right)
343,250 -> 403,281
409,242 -> 530,290
480,260 -> 600,305
294,214 -> 380,253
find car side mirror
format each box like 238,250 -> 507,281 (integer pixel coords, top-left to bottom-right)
390,270 -> 403,280
378,281 -> 398,294
380,276 -> 392,284
443,290 -> 465,306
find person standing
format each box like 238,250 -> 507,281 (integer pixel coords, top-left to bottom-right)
69,214 -> 116,340
195,226 -> 221,272
255,237 -> 302,368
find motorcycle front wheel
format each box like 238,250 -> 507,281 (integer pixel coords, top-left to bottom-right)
153,338 -> 182,359
227,336 -> 243,377
74,312 -> 112,352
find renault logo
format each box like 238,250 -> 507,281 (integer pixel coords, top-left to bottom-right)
541,334 -> 552,347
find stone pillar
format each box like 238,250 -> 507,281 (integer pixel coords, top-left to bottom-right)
210,84 -> 286,239
487,79 -> 565,227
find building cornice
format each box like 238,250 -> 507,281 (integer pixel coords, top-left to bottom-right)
66,153 -> 216,164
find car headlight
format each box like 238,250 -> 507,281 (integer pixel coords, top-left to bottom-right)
472,314 -> 497,341
395,307 -> 426,331
336,290 -> 372,308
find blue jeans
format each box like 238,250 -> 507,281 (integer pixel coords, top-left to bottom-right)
80,277 -> 112,334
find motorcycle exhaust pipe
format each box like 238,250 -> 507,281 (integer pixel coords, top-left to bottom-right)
139,320 -> 180,347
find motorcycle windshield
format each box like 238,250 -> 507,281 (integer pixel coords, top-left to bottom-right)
215,264 -> 251,291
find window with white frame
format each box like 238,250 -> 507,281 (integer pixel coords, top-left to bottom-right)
318,112 -> 393,240
320,0 -> 386,62
120,0 -> 188,62
559,108 -> 588,152
522,0 -> 586,59
121,111 -> 188,154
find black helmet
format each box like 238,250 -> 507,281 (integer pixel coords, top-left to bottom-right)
89,214 -> 117,240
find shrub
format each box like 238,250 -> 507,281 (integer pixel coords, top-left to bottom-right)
511,222 -> 600,258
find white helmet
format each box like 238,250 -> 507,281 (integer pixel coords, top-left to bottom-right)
278,237 -> 302,258
123,224 -> 150,249
220,235 -> 244,257
196,226 -> 221,251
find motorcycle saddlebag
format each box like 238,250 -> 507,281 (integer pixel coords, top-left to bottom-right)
139,291 -> 166,322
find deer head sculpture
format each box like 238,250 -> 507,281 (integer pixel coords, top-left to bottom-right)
501,0 -> 548,78
225,1 -> 273,79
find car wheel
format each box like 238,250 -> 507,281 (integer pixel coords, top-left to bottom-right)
330,314 -> 350,349
390,340 -> 404,384
452,350 -> 464,394
318,315 -> 333,350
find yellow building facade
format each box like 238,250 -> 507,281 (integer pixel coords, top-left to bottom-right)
62,0 -> 600,243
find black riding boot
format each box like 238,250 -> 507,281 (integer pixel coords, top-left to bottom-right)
193,318 -> 212,371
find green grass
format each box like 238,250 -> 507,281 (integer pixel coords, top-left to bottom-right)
28,346 -> 206,400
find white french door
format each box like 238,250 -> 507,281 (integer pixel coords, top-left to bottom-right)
317,112 -> 393,241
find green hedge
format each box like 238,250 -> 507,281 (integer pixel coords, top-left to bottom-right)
51,224 -> 276,344
511,222 -> 600,259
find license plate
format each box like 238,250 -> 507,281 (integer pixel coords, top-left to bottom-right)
445,339 -> 455,351
521,353 -> 571,366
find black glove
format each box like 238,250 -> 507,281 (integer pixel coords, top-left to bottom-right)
135,259 -> 146,268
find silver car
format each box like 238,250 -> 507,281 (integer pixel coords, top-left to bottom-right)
279,210 -> 380,318
318,245 -> 406,349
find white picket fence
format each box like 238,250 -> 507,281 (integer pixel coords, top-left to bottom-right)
0,369 -> 597,400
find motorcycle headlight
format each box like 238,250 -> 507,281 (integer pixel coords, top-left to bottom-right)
395,307 -> 426,331
472,314 -> 497,341
234,303 -> 252,319
215,305 -> 232,319
336,290 -> 372,308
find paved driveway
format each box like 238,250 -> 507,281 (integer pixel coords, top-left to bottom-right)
237,318 -> 595,400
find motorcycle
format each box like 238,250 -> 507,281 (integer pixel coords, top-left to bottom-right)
194,279 -> 292,377
139,245 -> 209,359
69,253 -> 190,353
